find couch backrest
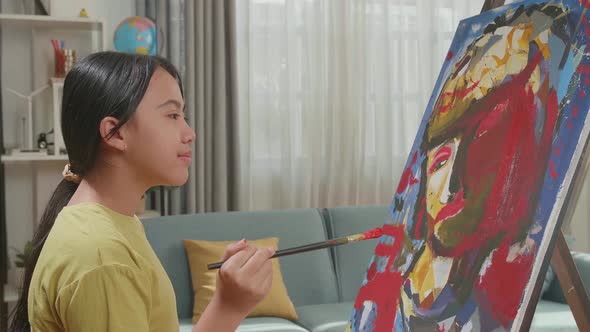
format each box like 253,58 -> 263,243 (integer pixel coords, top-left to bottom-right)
143,208 -> 339,319
544,251 -> 590,303
324,205 -> 389,302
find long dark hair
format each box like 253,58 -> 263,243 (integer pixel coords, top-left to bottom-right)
9,51 -> 182,331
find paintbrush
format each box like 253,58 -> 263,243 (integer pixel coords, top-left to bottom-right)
207,227 -> 383,270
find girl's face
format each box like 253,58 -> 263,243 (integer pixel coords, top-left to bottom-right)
123,68 -> 195,188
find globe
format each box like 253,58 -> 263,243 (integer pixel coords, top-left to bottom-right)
113,16 -> 158,56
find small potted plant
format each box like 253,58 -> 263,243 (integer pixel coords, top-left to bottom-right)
9,241 -> 32,289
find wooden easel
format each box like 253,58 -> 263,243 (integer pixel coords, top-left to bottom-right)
480,0 -> 590,331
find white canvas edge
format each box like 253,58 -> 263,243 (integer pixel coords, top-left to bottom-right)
511,108 -> 590,331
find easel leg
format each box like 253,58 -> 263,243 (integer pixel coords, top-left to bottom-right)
551,231 -> 590,331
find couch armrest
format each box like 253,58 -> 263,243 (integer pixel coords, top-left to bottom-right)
543,251 -> 590,304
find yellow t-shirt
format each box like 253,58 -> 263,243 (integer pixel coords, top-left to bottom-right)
28,202 -> 179,332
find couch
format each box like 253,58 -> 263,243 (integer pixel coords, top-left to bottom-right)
142,205 -> 589,332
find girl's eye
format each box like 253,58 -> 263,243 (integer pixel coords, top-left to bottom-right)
168,113 -> 180,120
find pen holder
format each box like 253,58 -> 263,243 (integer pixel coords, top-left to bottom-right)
54,49 -> 66,78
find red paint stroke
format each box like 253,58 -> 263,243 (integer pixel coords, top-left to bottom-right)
553,144 -> 561,157
580,89 -> 587,98
354,225 -> 405,331
572,106 -> 579,118
414,198 -> 426,239
475,244 -> 535,327
567,119 -> 574,129
582,0 -> 590,9
582,11 -> 590,34
549,159 -> 558,179
446,50 -> 454,61
432,189 -> 466,225
362,227 -> 383,240
396,152 -> 419,194
577,64 -> 590,84
438,80 -> 481,114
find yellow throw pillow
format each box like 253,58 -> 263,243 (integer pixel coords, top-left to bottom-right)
183,237 -> 298,323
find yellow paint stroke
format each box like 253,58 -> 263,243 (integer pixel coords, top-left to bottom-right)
409,246 -> 435,303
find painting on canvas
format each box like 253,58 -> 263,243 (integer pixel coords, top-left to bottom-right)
348,1 -> 590,331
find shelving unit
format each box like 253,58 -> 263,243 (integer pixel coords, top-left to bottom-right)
1,154 -> 68,162
0,14 -> 105,38
0,14 -> 107,328
0,14 -> 105,161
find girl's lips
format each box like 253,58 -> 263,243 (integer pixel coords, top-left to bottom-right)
178,151 -> 192,164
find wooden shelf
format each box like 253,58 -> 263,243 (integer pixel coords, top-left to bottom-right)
3,284 -> 18,303
0,14 -> 104,31
1,154 -> 68,162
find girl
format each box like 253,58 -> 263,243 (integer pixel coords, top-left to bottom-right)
9,51 -> 274,332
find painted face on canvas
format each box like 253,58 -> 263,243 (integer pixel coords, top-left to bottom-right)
425,138 -> 462,239
123,67 -> 195,187
423,22 -> 557,257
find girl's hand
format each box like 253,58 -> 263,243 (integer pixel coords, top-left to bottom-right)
214,240 -> 275,316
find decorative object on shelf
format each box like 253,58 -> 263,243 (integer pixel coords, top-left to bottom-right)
8,241 -> 32,289
51,39 -> 75,77
79,8 -> 89,18
63,48 -> 76,74
113,16 -> 159,56
37,128 -> 53,150
50,77 -> 66,155
5,84 -> 49,153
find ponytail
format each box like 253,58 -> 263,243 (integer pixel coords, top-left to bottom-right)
8,179 -> 78,331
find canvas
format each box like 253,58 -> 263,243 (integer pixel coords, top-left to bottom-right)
348,1 -> 590,331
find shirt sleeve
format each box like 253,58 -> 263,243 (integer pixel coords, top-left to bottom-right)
56,264 -> 152,332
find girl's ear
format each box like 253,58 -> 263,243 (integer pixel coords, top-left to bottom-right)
99,116 -> 127,152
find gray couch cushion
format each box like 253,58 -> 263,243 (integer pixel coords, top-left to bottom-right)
180,318 -> 309,332
544,251 -> 590,304
530,300 -> 577,332
324,205 -> 389,302
295,302 -> 353,332
143,208 -> 339,319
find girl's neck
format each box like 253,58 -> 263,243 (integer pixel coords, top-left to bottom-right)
68,161 -> 147,217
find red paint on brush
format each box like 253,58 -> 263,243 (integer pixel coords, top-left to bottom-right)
362,227 -> 383,240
